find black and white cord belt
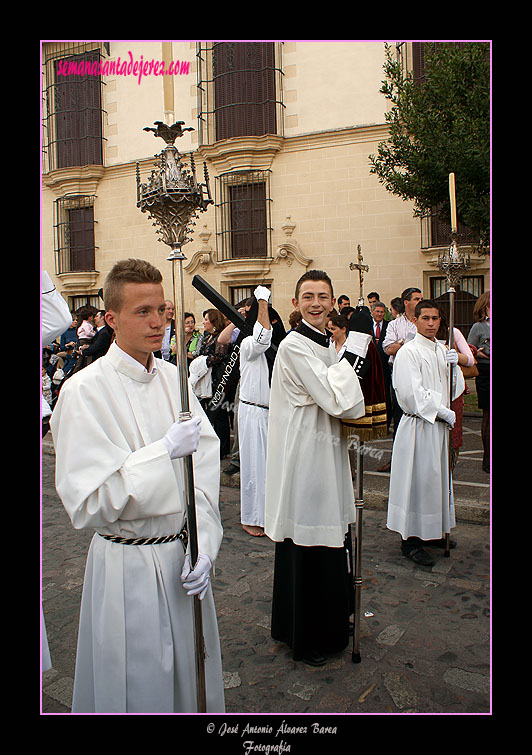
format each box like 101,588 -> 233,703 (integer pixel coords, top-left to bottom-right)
98,523 -> 188,547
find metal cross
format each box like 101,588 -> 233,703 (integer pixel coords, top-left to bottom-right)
349,244 -> 369,305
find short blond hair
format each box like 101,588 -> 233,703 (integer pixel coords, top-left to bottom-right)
104,258 -> 163,312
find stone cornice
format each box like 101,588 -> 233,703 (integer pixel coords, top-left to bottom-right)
196,134 -> 284,173
56,270 -> 101,293
42,164 -> 105,197
282,123 -> 389,153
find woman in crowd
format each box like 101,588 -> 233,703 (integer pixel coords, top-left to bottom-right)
436,313 -> 476,468
390,297 -> 404,319
184,312 -> 201,362
327,314 -> 348,357
197,308 -> 232,458
467,292 -> 490,473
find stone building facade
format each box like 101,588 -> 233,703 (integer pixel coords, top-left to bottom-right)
41,40 -> 489,331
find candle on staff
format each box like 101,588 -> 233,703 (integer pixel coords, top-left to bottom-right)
449,172 -> 457,233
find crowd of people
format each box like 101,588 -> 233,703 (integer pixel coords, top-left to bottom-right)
43,258 -> 490,713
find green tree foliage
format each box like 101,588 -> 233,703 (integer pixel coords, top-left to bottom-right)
369,42 -> 490,251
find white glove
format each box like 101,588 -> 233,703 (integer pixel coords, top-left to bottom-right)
345,331 -> 371,359
437,405 -> 456,427
162,415 -> 202,459
181,553 -> 212,600
254,285 -> 271,302
445,349 -> 459,365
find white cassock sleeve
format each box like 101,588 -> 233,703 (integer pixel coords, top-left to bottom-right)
245,320 -> 272,359
280,335 -> 365,418
42,271 -> 72,345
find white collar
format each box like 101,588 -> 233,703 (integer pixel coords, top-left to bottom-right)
113,342 -> 158,374
302,318 -> 327,336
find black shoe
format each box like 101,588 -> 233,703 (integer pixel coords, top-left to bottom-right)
223,464 -> 239,476
302,652 -> 327,667
401,544 -> 435,567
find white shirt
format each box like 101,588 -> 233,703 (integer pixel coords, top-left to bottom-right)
161,324 -> 172,360
382,314 -> 418,365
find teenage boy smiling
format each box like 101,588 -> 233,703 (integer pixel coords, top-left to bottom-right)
264,270 -> 370,667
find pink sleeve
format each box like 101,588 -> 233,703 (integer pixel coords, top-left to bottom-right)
453,328 -> 474,366
77,321 -> 93,338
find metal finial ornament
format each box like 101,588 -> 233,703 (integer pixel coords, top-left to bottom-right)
143,120 -> 195,144
136,121 -> 213,712
437,237 -> 471,289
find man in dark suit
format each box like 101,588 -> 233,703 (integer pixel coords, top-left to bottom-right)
78,310 -> 113,363
68,310 -> 112,378
371,302 -> 392,436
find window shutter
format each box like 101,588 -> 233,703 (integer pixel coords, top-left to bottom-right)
54,51 -> 102,168
229,182 -> 267,258
69,206 -> 95,271
213,42 -> 276,140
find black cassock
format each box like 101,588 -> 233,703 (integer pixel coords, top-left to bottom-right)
271,535 -> 353,661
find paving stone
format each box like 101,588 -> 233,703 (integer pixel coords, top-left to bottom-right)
443,667 -> 490,694
376,625 -> 406,646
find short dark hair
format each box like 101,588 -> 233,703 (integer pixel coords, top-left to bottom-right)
76,305 -> 98,321
391,297 -> 404,314
295,270 -> 334,300
340,306 -> 356,319
328,314 -> 348,331
367,291 -> 380,300
414,299 -> 440,318
338,294 -> 350,304
401,287 -> 422,302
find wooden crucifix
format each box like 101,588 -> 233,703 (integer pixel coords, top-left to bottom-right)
349,244 -> 369,305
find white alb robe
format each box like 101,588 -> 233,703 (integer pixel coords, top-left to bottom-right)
42,270 -> 72,673
50,342 -> 224,713
238,321 -> 272,527
386,333 -> 465,540
264,326 -> 365,547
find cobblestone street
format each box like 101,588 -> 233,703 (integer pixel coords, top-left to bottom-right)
42,415 -> 490,717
